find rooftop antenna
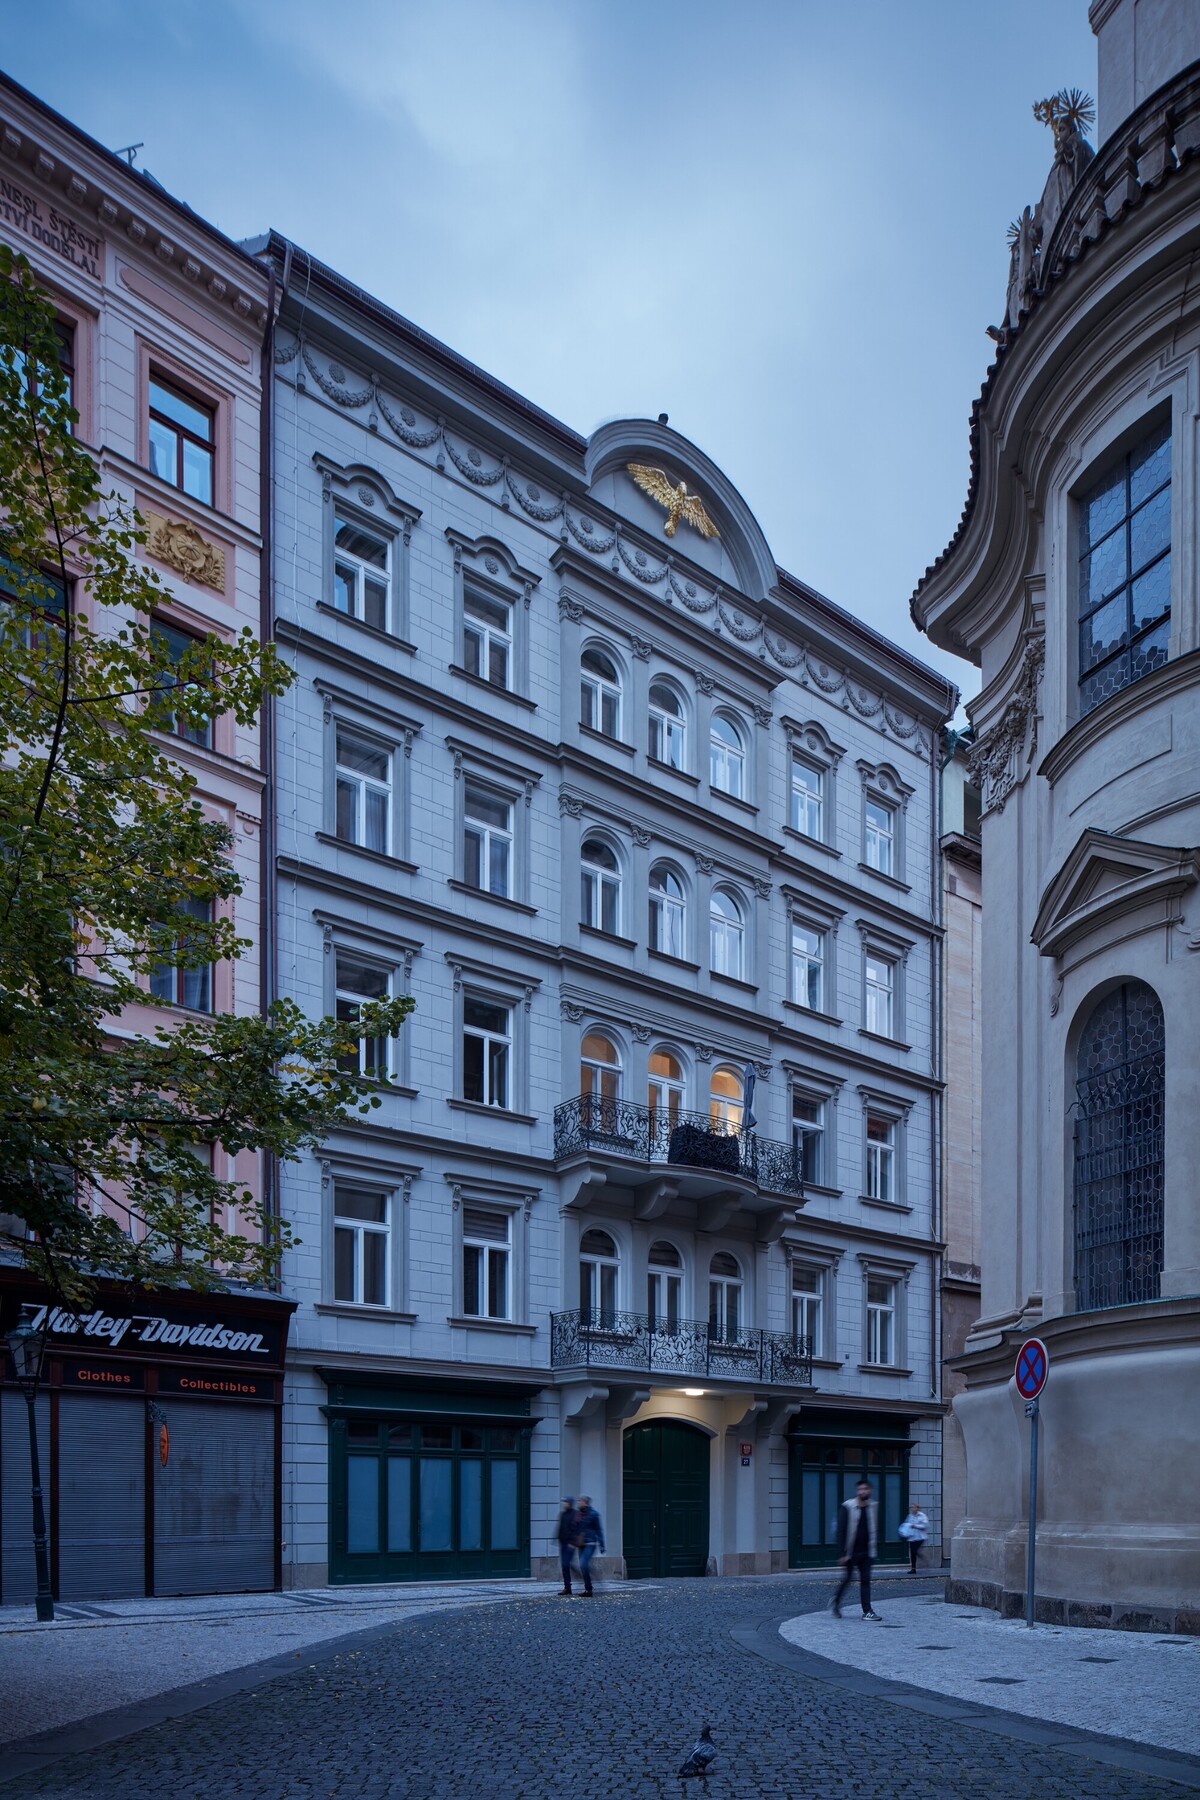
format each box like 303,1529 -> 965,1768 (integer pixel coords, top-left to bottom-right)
115,142 -> 144,168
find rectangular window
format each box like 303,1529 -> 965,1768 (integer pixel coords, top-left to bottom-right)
0,558 -> 67,649
791,1264 -> 823,1348
148,375 -> 214,506
864,954 -> 894,1038
151,619 -> 213,748
462,1207 -> 510,1319
792,1097 -> 825,1186
149,894 -> 212,1012
865,1113 -> 896,1202
333,515 -> 390,632
335,953 -> 391,1079
791,922 -> 825,1011
12,318 -> 75,422
1078,418 -> 1171,717
335,729 -> 391,854
333,1185 -> 390,1307
463,589 -> 511,690
791,758 -> 824,839
463,782 -> 512,897
864,799 -> 895,876
463,996 -> 511,1108
866,1276 -> 896,1365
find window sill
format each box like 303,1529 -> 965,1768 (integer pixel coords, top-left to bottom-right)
580,723 -> 633,755
857,861 -> 911,894
647,756 -> 699,788
711,971 -> 758,996
447,1315 -> 537,1336
783,1000 -> 843,1026
580,924 -> 637,950
316,832 -> 418,875
857,1029 -> 911,1053
782,826 -> 840,858
446,1098 -> 538,1125
315,1303 -> 417,1323
857,1363 -> 913,1378
447,878 -> 537,917
356,1082 -> 419,1100
448,664 -> 537,711
648,948 -> 701,973
315,600 -> 417,655
707,787 -> 758,817
810,1356 -> 844,1371
858,1195 -> 913,1215
799,1182 -> 844,1200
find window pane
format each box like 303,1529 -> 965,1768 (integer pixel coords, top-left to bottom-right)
364,577 -> 388,633
1080,593 -> 1127,674
460,1459 -> 483,1550
489,1038 -> 508,1107
362,1231 -> 387,1306
334,1225 -> 355,1301
1082,466 -> 1125,548
180,962 -> 211,1012
148,417 -> 176,484
150,379 -> 211,439
465,786 -> 509,830
333,565 -> 355,614
463,1243 -> 483,1312
346,1457 -> 379,1554
490,1460 -> 518,1550
1129,420 -> 1171,505
463,1036 -> 485,1104
337,735 -> 389,781
487,1247 -> 509,1318
419,1459 -> 453,1551
489,835 -> 510,896
335,777 -> 356,842
466,590 -> 509,629
1131,553 -> 1170,631
335,519 -> 387,566
488,639 -> 509,687
181,438 -> 213,505
465,997 -> 508,1034
1130,486 -> 1170,571
1131,617 -> 1169,682
336,1189 -> 388,1224
365,789 -> 389,854
337,957 -> 389,1001
387,1457 -> 411,1551
1080,529 -> 1127,609
464,623 -> 483,679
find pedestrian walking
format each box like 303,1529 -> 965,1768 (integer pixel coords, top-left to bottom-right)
900,1500 -> 929,1574
556,1496 -> 577,1595
831,1478 -> 881,1620
574,1495 -> 605,1596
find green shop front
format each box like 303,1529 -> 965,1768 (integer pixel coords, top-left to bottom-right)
322,1372 -> 541,1584
787,1408 -> 913,1567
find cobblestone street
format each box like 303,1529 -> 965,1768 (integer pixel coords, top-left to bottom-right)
6,1576 -> 1198,1799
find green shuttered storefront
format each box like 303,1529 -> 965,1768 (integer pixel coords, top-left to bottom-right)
787,1410 -> 912,1568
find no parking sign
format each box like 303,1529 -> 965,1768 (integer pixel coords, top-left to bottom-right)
1015,1337 -> 1048,1402
1015,1337 -> 1049,1627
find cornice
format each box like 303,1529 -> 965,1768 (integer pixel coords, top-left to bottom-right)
1038,644 -> 1200,785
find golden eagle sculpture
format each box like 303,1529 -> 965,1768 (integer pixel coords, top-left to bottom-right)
626,464 -> 720,540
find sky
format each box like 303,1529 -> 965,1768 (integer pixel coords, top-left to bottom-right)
2,1 -> 1099,705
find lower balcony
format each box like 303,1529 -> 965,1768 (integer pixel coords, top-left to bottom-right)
550,1310 -> 813,1387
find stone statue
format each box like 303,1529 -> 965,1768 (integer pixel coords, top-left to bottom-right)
1034,88 -> 1096,249
1005,205 -> 1042,330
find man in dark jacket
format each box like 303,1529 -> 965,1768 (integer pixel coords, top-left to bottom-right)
556,1497 -> 577,1595
574,1495 -> 605,1596
831,1479 -> 881,1620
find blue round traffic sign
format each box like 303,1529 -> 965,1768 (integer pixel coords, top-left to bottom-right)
1015,1337 -> 1049,1400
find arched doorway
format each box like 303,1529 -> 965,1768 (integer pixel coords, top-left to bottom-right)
623,1420 -> 709,1578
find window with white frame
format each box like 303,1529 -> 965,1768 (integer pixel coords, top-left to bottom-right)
647,1048 -> 685,1133
649,682 -> 686,769
864,953 -> 894,1038
791,921 -> 826,1011
791,1262 -> 824,1350
647,1240 -> 682,1331
462,1206 -> 510,1319
791,756 -> 825,840
709,1065 -> 743,1134
579,1227 -> 619,1326
580,1031 -> 621,1102
792,1094 -> 825,1186
463,781 -> 512,898
649,863 -> 687,959
335,953 -> 391,1080
335,729 -> 391,855
865,1111 -> 896,1202
581,646 -> 622,738
463,587 -> 511,690
333,515 -> 390,632
708,1251 -> 743,1343
864,797 -> 896,877
710,712 -> 745,798
710,887 -> 745,980
149,894 -> 213,1012
865,1274 -> 897,1365
333,1184 -> 390,1308
462,996 -> 511,1108
580,837 -> 622,935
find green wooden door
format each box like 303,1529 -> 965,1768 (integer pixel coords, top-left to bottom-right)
623,1421 -> 709,1578
787,1436 -> 909,1567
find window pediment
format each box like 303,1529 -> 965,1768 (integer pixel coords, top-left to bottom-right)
1031,827 -> 1200,959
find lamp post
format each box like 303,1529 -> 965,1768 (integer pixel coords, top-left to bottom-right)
5,1309 -> 54,1621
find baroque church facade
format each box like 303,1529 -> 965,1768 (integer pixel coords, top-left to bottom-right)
914,0 -> 1200,1628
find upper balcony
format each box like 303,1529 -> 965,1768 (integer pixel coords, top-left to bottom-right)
552,1095 -> 804,1235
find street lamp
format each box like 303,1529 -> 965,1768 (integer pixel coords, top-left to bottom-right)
5,1309 -> 54,1621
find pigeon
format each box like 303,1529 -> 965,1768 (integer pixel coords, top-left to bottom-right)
678,1725 -> 717,1791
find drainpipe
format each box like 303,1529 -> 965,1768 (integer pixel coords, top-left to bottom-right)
258,259 -> 279,1280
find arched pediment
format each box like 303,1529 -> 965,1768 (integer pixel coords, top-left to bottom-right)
1031,827 -> 1200,959
584,418 -> 777,602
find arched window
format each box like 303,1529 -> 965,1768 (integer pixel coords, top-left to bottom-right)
581,647 -> 622,739
710,1065 -> 743,1134
708,1251 -> 743,1344
647,1240 -> 682,1332
710,888 -> 745,980
1073,980 -> 1164,1311
1077,419 -> 1171,718
648,1049 -> 685,1129
580,1032 -> 621,1103
710,713 -> 745,798
580,837 -> 621,936
648,682 -> 686,770
649,863 -> 687,960
580,1228 -> 619,1327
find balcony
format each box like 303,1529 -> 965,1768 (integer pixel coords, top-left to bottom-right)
550,1309 -> 813,1388
553,1096 -> 804,1229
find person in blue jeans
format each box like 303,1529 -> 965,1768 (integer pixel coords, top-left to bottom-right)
574,1495 -> 605,1596
556,1497 -> 577,1595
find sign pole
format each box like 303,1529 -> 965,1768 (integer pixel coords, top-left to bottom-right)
1024,1398 -> 1039,1628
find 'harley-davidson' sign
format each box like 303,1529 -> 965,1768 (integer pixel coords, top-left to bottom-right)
2,1291 -> 291,1366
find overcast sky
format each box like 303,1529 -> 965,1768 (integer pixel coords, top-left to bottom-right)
4,1 -> 1098,704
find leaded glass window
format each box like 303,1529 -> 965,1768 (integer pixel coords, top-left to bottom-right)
1077,420 -> 1171,717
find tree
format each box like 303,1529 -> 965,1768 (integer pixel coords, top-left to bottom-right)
0,249 -> 412,1304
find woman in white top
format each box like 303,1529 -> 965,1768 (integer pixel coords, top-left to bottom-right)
902,1501 -> 929,1573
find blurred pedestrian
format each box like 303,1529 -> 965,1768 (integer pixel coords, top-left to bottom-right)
574,1495 -> 605,1596
900,1500 -> 929,1574
831,1478 -> 880,1620
556,1496 -> 577,1595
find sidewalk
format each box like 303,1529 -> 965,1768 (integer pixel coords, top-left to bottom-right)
781,1594 -> 1200,1757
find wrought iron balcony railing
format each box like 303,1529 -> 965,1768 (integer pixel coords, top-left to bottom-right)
553,1094 -> 804,1198
551,1309 -> 813,1387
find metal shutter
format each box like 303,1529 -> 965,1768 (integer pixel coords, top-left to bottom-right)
1,1390 -> 50,1605
153,1401 -> 274,1595
58,1394 -> 146,1600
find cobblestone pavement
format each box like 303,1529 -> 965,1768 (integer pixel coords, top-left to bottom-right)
9,1576 -> 1199,1799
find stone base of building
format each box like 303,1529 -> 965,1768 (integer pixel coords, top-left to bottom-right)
283,1560 -> 329,1589
946,1578 -> 1200,1636
532,1554 -> 626,1583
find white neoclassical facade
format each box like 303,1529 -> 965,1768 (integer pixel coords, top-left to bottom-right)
914,0 -> 1200,1630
